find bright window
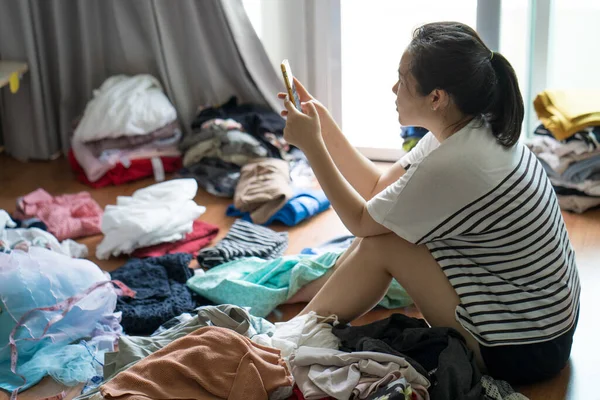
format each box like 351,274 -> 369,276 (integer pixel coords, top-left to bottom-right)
242,0 -> 263,39
243,0 -> 600,156
340,0 -> 477,150
499,0 -> 529,101
548,0 -> 600,90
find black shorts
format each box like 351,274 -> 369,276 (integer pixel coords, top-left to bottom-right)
479,314 -> 578,385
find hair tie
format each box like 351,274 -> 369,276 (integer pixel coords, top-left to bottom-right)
490,51 -> 494,61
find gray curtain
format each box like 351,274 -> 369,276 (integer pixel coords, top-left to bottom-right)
0,0 -> 283,161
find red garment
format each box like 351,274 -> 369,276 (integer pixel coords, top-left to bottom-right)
13,188 -> 103,241
68,149 -> 182,188
287,385 -> 333,400
288,386 -> 306,400
132,220 -> 220,258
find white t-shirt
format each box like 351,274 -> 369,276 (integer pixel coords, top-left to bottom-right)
367,119 -> 580,347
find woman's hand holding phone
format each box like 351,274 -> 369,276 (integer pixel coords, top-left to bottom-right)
278,77 -> 340,143
278,77 -> 315,113
282,94 -> 322,152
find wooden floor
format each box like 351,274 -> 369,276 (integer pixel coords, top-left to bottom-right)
0,153 -> 599,400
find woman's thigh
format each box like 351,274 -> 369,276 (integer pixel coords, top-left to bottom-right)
360,233 -> 485,369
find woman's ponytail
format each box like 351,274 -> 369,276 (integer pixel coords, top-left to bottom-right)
409,23 -> 525,147
485,52 -> 525,147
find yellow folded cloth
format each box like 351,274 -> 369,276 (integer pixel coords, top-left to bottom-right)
534,89 -> 600,140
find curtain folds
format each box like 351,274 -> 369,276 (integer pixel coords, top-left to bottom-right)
0,0 -> 283,160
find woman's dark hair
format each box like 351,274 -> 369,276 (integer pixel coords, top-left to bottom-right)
407,22 -> 524,147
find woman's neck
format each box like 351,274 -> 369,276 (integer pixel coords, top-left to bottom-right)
428,111 -> 474,143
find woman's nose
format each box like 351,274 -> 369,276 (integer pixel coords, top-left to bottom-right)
392,82 -> 398,94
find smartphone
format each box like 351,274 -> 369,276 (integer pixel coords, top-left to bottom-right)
281,59 -> 302,111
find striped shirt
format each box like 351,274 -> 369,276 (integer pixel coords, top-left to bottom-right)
367,119 -> 580,346
197,219 -> 288,268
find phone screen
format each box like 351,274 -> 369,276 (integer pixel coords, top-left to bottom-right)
281,59 -> 302,110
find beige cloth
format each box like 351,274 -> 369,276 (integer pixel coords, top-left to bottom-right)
100,326 -> 293,400
234,158 -> 292,224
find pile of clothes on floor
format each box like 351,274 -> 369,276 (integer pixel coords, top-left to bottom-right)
0,246 -> 129,396
69,74 -> 183,188
0,76 -> 532,398
75,308 -> 520,400
180,96 -> 328,226
68,74 -> 329,227
0,195 -> 528,399
0,187 -> 104,257
528,89 -> 600,212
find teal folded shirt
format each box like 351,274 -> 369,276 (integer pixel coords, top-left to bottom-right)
187,252 -> 413,317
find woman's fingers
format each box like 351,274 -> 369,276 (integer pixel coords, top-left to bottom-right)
284,98 -> 298,113
293,77 -> 313,101
279,92 -> 291,117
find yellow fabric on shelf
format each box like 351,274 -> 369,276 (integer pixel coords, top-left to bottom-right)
534,89 -> 600,140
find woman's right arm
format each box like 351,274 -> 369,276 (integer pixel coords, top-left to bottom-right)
315,102 -> 406,200
280,78 -> 405,200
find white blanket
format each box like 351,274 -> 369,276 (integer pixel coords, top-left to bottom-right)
74,75 -> 177,142
96,179 -> 205,259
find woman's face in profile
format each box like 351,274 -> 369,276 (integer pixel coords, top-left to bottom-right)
391,51 -> 429,127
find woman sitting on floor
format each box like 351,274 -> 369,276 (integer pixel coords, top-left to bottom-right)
279,21 -> 580,385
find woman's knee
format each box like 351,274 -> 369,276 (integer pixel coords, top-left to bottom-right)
358,232 -> 411,254
358,233 -> 432,271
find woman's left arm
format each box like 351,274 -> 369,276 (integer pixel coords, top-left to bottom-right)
283,99 -> 390,238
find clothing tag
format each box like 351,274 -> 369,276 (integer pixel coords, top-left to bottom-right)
151,157 -> 165,182
120,156 -> 131,168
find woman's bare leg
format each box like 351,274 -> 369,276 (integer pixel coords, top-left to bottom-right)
286,238 -> 362,304
300,232 -> 485,369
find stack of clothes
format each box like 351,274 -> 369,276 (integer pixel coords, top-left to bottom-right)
181,96 -> 330,226
95,179 -> 207,259
529,89 -> 600,212
69,74 -> 183,188
225,159 -> 330,226
401,126 -> 429,152
179,96 -> 288,198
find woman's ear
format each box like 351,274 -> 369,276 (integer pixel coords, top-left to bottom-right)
429,89 -> 440,111
430,89 -> 450,111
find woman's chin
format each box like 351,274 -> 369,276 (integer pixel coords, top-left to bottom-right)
398,115 -> 414,127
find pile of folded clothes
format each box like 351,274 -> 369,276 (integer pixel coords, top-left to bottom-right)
69,74 -> 183,188
179,96 -> 330,226
529,89 -> 600,212
179,96 -> 290,197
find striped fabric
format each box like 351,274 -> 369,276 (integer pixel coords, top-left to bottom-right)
422,146 -> 580,346
197,219 -> 288,268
